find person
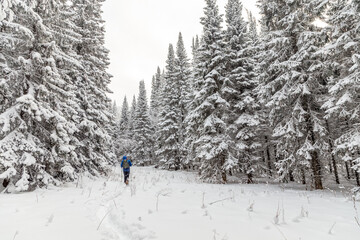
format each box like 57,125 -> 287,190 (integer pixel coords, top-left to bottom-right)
121,156 -> 132,184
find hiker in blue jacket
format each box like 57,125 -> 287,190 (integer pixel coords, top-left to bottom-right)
121,156 -> 132,184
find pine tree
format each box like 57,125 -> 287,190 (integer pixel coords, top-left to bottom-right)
0,0 -> 116,192
156,44 -> 181,169
72,0 -> 115,172
0,0 -> 84,191
185,0 -> 235,183
115,96 -> 135,157
257,0 -> 329,189
150,75 -> 157,122
128,95 -> 137,133
150,67 -> 162,127
223,0 -> 259,183
191,35 -> 200,66
175,33 -> 192,166
112,101 -> 119,120
247,11 -> 258,45
119,96 -> 129,136
322,0 -> 360,185
133,80 -> 153,165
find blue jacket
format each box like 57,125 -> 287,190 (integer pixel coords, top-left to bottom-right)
121,159 -> 132,172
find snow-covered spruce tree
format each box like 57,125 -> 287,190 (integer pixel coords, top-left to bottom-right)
128,95 -> 137,134
175,33 -> 192,167
256,0 -> 329,189
247,11 -> 258,45
185,0 -> 235,183
112,101 -> 119,120
223,0 -> 260,183
246,8 -> 278,179
186,35 -> 200,127
0,1 -> 40,190
321,0 -> 360,185
72,0 -> 115,173
0,0 -> 84,191
150,67 -> 162,133
156,44 -> 181,169
115,96 -> 135,157
150,75 -> 157,122
133,81 -> 153,165
155,67 -> 162,97
191,35 -> 200,67
119,96 -> 129,136
246,8 -> 277,178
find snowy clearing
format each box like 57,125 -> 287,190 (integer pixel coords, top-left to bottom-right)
1,167 -> 359,240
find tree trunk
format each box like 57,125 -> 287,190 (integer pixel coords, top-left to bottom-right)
220,154 -> 227,183
222,171 -> 227,183
264,135 -> 272,177
247,172 -> 253,184
274,144 -> 279,162
345,161 -> 351,180
289,170 -> 295,182
355,170 -> 360,186
310,150 -> 323,189
352,161 -> 360,186
326,120 -> 339,184
301,168 -> 306,185
303,97 -> 323,190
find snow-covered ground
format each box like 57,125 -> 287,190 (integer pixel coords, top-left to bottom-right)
1,167 -> 359,240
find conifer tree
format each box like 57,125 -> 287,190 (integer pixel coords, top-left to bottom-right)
150,75 -> 157,122
119,96 -> 130,136
0,0 -> 115,191
191,35 -> 200,65
150,67 -> 162,126
156,44 -> 181,169
224,0 -> 260,183
185,0 -> 235,183
175,33 -> 192,165
115,96 -> 134,157
128,95 -> 137,133
0,0 -> 83,191
257,0 -> 329,189
72,0 -> 115,172
133,81 -> 153,165
247,11 -> 258,44
112,101 -> 119,119
322,0 -> 360,185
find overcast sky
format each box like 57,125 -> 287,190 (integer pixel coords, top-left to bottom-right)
102,0 -> 260,108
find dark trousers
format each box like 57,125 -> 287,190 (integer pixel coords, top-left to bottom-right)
124,170 -> 130,183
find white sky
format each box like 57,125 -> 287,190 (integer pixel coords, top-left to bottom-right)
102,0 -> 260,107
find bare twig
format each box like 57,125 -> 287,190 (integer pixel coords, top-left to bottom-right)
202,192 -> 206,209
247,201 -> 254,212
209,197 -> 233,205
352,195 -> 360,230
355,217 -> 360,229
274,202 -> 280,225
12,231 -> 19,240
272,222 -> 287,240
97,210 -> 111,231
156,189 -> 172,211
328,222 -> 336,235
